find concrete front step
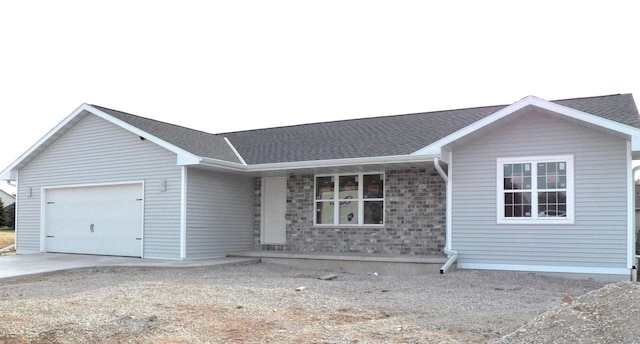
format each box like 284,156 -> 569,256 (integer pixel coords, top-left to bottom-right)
228,250 -> 452,275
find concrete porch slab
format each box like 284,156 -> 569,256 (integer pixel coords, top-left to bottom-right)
228,250 -> 451,275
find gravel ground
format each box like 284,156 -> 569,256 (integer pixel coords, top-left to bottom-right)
0,262 -> 619,343
499,281 -> 640,343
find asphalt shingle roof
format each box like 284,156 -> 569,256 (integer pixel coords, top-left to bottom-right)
93,105 -> 243,164
223,105 -> 505,164
93,94 -> 640,166
224,94 -> 640,164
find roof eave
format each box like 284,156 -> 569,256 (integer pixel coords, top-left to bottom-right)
0,103 -> 92,181
192,157 -> 248,172
246,154 -> 441,173
412,95 -> 640,156
86,105 -> 203,162
0,104 -> 212,181
188,154 -> 441,175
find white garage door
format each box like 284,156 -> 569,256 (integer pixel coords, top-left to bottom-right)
45,183 -> 143,257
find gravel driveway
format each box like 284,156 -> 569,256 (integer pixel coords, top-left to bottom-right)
0,262 -> 615,343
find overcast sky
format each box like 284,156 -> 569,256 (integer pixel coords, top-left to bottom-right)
1,1 -> 639,194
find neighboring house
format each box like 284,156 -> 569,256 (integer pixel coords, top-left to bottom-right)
0,189 -> 15,208
1,94 -> 640,279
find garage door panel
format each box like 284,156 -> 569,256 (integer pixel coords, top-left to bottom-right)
45,236 -> 141,256
45,184 -> 143,257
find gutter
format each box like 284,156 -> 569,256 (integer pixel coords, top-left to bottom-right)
195,154 -> 440,173
434,157 -> 458,274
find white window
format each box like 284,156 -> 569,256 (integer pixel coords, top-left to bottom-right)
497,156 -> 574,224
315,173 -> 384,226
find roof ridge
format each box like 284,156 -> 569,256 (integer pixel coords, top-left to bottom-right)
221,94 -> 631,135
94,93 -> 632,137
218,103 -> 509,136
550,93 -> 626,103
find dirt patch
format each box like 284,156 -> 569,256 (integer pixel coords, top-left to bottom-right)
0,263 -> 624,343
0,229 -> 14,252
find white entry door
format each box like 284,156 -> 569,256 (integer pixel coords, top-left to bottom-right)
44,183 -> 143,257
261,177 -> 287,244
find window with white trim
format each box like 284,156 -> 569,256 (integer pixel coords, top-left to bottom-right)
315,173 -> 384,226
497,156 -> 573,224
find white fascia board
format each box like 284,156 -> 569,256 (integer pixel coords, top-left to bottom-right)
412,95 -> 640,156
0,103 -> 204,180
411,97 -> 533,156
85,105 -> 202,163
246,154 -> 440,173
630,136 -> 640,152
197,157 -> 248,171
532,97 -> 640,138
0,170 -> 12,180
176,155 -> 201,165
0,103 -> 89,181
188,154 -> 439,174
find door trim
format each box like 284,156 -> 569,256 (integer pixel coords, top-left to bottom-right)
260,177 -> 287,245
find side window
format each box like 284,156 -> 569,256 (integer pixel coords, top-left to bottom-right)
498,156 -> 573,224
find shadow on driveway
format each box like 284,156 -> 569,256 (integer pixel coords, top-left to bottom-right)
0,253 -> 259,281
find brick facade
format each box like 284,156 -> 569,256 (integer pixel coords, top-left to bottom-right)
255,169 -> 446,255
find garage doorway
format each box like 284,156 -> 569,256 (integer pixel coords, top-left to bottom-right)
43,183 -> 143,257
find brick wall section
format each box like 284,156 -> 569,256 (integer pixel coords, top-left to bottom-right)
255,169 -> 447,255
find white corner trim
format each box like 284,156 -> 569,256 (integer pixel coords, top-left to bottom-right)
39,186 -> 46,252
627,140 -> 635,269
224,137 -> 247,165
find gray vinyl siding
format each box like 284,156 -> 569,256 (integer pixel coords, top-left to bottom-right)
185,167 -> 254,258
451,110 -> 629,270
17,114 -> 182,259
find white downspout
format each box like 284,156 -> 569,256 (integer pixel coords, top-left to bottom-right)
180,166 -> 187,259
632,165 -> 640,281
434,157 -> 458,273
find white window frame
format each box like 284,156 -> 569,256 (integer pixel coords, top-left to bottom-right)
314,172 -> 385,226
497,155 -> 574,224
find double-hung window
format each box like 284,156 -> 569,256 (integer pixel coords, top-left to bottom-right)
497,156 -> 574,224
315,173 -> 384,226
